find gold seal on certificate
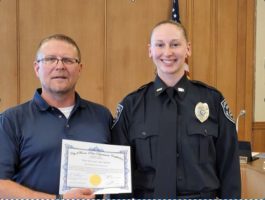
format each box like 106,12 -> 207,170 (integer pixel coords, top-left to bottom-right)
89,174 -> 102,186
59,139 -> 132,195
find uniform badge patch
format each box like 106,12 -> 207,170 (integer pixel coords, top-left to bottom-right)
221,99 -> 235,124
112,103 -> 124,128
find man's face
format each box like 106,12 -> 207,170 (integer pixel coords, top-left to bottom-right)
34,39 -> 82,96
149,23 -> 191,79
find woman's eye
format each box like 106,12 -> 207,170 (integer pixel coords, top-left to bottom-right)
171,43 -> 179,47
155,43 -> 164,48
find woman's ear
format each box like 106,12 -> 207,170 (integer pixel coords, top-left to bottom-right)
186,42 -> 192,57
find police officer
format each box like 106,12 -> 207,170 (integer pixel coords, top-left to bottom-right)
111,20 -> 241,199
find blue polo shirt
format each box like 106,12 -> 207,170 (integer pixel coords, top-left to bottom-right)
0,89 -> 112,194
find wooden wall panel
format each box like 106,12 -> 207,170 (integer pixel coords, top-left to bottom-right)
18,0 -> 105,104
244,0 -> 255,141
252,122 -> 265,152
0,0 -> 18,112
216,0 -> 238,115
190,0 -> 216,85
178,0 -> 188,26
105,0 -> 172,113
236,0 -> 247,140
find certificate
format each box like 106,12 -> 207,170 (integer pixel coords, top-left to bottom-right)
59,139 -> 131,195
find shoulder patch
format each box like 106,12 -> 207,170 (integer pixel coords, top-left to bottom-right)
112,103 -> 124,128
221,99 -> 235,124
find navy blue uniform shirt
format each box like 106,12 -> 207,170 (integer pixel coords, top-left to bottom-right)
0,88 -> 112,194
112,75 -> 241,199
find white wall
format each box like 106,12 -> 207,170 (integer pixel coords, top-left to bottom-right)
254,0 -> 265,121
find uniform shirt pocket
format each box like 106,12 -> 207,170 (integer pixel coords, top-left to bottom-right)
187,123 -> 218,164
130,125 -> 158,170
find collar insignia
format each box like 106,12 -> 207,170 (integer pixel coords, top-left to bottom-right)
178,88 -> 184,92
156,87 -> 163,92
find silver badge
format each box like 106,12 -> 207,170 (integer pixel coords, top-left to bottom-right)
195,102 -> 209,123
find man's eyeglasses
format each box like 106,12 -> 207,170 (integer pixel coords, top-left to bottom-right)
37,56 -> 80,66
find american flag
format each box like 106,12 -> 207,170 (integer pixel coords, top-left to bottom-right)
172,0 -> 180,23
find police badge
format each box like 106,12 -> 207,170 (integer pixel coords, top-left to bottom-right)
195,102 -> 209,123
221,99 -> 235,123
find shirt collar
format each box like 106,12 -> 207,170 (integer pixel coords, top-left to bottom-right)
154,76 -> 168,96
154,74 -> 189,99
33,88 -> 86,111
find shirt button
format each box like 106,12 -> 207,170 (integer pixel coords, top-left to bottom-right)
177,176 -> 183,181
59,115 -> 63,118
66,124 -> 70,128
204,129 -> 208,136
176,153 -> 180,158
141,131 -> 146,136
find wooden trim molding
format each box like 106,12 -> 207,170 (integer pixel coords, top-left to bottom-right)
253,122 -> 265,131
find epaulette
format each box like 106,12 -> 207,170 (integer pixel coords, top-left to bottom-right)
137,81 -> 153,91
190,79 -> 222,95
125,81 -> 153,97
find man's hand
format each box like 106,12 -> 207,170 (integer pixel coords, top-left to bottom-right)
63,188 -> 95,199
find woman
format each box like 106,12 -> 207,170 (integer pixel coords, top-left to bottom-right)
111,20 -> 241,199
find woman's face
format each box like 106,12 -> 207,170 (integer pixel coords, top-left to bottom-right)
149,23 -> 191,80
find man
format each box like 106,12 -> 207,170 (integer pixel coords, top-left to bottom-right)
0,34 -> 112,198
111,20 -> 241,198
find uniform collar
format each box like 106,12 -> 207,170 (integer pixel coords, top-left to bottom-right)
154,74 -> 189,99
33,88 -> 86,111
